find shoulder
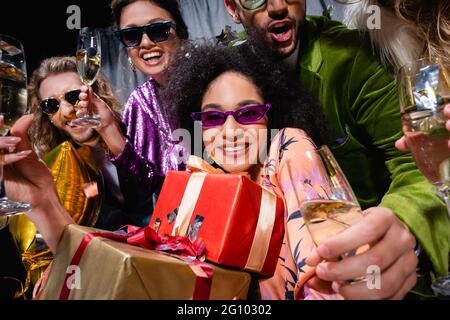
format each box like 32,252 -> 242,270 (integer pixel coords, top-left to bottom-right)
124,79 -> 160,115
128,78 -> 158,102
269,128 -> 317,160
305,16 -> 380,69
306,16 -> 369,54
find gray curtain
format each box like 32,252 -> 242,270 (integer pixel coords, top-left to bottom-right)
100,27 -> 147,105
100,0 -> 348,107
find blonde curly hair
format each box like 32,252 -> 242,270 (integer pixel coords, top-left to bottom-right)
392,0 -> 450,69
28,56 -> 122,155
345,0 -> 450,71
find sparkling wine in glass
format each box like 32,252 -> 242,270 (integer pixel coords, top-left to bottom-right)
0,35 -> 32,216
399,57 -> 450,296
301,146 -> 364,256
71,27 -> 101,128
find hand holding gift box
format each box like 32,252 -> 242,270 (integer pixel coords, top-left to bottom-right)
150,156 -> 285,277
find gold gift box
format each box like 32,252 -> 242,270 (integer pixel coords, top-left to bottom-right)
39,224 -> 251,300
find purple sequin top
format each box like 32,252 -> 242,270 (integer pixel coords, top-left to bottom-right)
110,78 -> 185,212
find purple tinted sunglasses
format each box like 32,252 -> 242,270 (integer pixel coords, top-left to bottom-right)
191,103 -> 271,128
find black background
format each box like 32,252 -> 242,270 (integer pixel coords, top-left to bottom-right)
0,0 -> 113,75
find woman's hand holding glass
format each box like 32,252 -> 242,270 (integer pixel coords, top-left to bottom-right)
77,86 -> 126,156
306,207 -> 418,299
300,146 -> 418,299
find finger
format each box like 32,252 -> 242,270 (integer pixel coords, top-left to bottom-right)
315,221 -> 415,282
0,150 -> 33,165
80,85 -> 89,93
316,208 -> 394,260
389,271 -> 417,300
0,136 -> 21,149
76,100 -> 89,109
306,247 -> 323,267
335,250 -> 417,300
79,92 -> 89,101
76,109 -> 87,118
395,136 -> 409,151
306,276 -> 335,295
444,104 -> 450,118
10,115 -> 34,152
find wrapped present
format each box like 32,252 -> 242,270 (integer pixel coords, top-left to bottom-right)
39,224 -> 251,300
149,156 -> 285,277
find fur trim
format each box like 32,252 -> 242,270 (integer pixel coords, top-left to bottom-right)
343,0 -> 422,70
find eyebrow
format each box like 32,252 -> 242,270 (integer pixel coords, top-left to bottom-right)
201,100 -> 262,111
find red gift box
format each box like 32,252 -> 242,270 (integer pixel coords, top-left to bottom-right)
149,169 -> 285,277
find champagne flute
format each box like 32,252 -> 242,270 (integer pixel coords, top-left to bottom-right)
71,27 -> 101,128
301,146 -> 364,257
0,35 -> 32,216
398,57 -> 450,296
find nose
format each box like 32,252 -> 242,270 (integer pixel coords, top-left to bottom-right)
59,100 -> 76,119
140,32 -> 155,47
267,0 -> 289,19
221,115 -> 245,142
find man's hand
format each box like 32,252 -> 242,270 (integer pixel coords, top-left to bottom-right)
77,86 -> 126,156
306,207 -> 418,300
77,86 -> 121,132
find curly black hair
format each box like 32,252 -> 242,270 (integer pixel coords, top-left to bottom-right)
161,42 -> 329,149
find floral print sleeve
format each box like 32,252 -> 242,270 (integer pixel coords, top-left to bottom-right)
259,128 -> 342,300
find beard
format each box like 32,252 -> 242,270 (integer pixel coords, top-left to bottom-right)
244,19 -> 300,61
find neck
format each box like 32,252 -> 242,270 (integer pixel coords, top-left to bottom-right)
282,41 -> 300,71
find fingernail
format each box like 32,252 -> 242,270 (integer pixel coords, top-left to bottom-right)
331,281 -> 340,293
318,245 -> 330,258
4,137 -> 21,143
316,263 -> 325,276
18,150 -> 32,156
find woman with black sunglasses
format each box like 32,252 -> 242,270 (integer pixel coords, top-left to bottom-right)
77,0 -> 189,225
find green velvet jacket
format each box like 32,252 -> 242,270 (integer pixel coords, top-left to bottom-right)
298,16 -> 450,295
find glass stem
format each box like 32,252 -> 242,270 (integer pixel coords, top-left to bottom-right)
0,161 -> 5,199
439,186 -> 450,221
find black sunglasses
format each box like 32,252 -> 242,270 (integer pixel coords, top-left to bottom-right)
39,89 -> 81,115
114,21 -> 177,48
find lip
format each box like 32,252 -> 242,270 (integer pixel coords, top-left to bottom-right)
267,19 -> 294,44
217,142 -> 251,157
65,122 -> 88,133
139,49 -> 164,67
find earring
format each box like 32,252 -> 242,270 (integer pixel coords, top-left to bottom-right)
128,57 -> 136,72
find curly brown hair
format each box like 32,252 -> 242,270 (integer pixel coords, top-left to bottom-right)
390,0 -> 450,69
28,56 -> 122,156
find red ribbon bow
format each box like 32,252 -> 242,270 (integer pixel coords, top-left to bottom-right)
59,225 -> 213,300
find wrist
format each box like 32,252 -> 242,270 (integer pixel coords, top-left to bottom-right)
98,122 -> 126,156
28,190 -> 73,252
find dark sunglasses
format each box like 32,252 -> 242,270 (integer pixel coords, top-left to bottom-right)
239,0 -> 301,10
39,89 -> 81,115
191,103 -> 271,128
114,21 -> 177,48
